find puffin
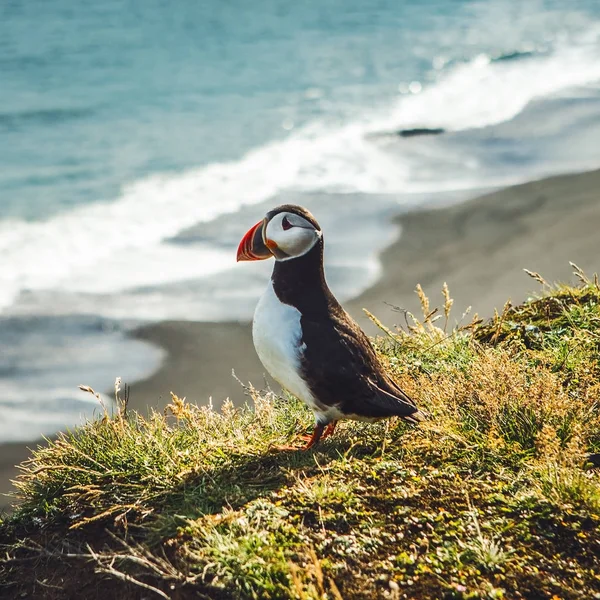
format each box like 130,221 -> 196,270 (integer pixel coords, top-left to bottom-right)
237,204 -> 424,449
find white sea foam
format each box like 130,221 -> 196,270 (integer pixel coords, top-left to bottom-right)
377,33 -> 600,132
0,391 -> 110,442
1,33 -> 599,317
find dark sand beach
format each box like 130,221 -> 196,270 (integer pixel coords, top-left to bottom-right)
351,168 -> 600,333
2,168 -> 599,511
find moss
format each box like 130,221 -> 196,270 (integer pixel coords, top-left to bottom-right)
1,275 -> 600,599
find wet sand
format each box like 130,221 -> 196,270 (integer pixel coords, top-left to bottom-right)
2,168 -> 599,512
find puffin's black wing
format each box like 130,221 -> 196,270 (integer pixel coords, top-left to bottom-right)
299,310 -> 423,423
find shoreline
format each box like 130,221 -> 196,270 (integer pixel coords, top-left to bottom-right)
2,167 -> 600,512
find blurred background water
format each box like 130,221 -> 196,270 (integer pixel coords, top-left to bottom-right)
1,0 -> 600,441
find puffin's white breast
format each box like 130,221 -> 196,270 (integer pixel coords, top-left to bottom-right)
252,281 -> 318,410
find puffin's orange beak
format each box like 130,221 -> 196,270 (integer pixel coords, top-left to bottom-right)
236,219 -> 273,262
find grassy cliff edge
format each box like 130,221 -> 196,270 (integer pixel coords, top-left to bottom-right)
1,270 -> 600,600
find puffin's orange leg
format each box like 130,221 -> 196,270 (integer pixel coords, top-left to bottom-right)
301,424 -> 325,451
321,421 -> 338,440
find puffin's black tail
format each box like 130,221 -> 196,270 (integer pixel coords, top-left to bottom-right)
402,408 -> 427,424
366,378 -> 427,423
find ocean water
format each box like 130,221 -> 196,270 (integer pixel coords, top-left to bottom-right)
1,0 -> 600,442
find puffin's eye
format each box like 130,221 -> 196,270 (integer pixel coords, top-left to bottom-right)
282,216 -> 293,230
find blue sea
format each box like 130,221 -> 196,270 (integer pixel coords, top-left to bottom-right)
2,0 -> 600,442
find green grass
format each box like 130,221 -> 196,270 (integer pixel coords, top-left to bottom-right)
1,271 -> 600,599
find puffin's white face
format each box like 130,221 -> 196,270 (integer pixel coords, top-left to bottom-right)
236,206 -> 322,263
264,211 -> 321,261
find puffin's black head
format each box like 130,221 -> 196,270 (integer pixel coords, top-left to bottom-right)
237,205 -> 322,262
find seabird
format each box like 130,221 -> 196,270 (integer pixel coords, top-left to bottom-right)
237,204 -> 424,449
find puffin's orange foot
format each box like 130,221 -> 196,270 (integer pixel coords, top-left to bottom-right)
272,423 -> 336,452
298,423 -> 326,450
271,437 -> 316,452
271,433 -> 312,452
321,421 -> 338,440
271,443 -> 303,452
